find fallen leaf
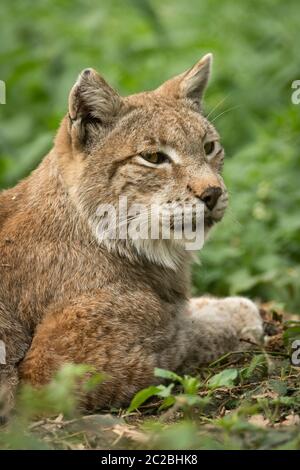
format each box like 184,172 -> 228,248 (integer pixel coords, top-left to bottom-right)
280,414 -> 300,427
54,413 -> 64,423
252,391 -> 278,400
248,414 -> 270,428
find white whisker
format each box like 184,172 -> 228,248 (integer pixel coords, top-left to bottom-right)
210,105 -> 242,123
206,95 -> 229,120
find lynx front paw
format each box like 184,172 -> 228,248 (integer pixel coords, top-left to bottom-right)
217,296 -> 263,345
189,296 -> 263,346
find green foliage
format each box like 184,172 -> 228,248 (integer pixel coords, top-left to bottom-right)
283,320 -> 300,345
1,352 -> 300,450
240,354 -> 268,381
207,368 -> 238,390
127,384 -> 174,413
18,363 -> 104,418
0,363 -> 104,449
128,367 -> 207,415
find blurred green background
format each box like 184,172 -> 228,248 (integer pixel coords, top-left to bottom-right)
0,0 -> 300,311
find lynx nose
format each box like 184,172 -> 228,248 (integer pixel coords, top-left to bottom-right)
199,187 -> 222,210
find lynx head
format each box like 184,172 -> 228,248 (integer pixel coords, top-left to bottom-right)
58,54 -> 228,269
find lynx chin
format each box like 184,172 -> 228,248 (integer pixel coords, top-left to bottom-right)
0,53 -> 263,415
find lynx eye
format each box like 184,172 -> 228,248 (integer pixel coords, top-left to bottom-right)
204,141 -> 215,156
140,152 -> 169,165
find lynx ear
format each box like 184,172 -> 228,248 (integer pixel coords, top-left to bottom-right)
68,68 -> 122,148
156,53 -> 212,109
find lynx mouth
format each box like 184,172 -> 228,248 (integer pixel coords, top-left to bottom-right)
204,216 -> 215,228
204,211 -> 225,229
169,217 -> 198,232
166,211 -> 220,233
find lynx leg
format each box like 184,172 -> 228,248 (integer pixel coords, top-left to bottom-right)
189,296 -> 263,346
18,293 -> 263,411
0,312 -> 31,422
17,293 -> 237,410
18,292 -> 179,411
0,365 -> 19,423
175,296 -> 263,375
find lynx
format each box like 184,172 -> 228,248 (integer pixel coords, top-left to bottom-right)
0,54 -> 263,413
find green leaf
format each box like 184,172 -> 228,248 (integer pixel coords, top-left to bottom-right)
82,372 -> 105,392
268,379 -> 287,396
154,368 -> 182,383
181,375 -> 201,395
283,325 -> 300,345
207,369 -> 238,390
241,354 -> 266,380
178,394 -> 210,408
159,395 -> 176,411
156,383 -> 174,398
127,386 -> 161,413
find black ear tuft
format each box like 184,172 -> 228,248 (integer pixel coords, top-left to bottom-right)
156,53 -> 213,110
68,68 -> 122,148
